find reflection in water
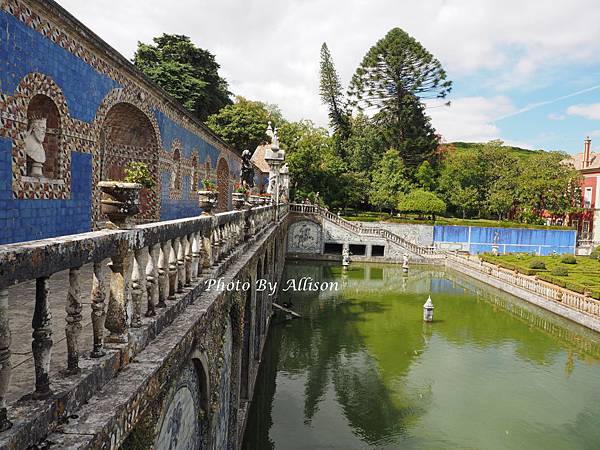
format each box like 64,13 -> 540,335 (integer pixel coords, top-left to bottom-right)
242,262 -> 600,450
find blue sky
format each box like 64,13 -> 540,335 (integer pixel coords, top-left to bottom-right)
57,0 -> 600,155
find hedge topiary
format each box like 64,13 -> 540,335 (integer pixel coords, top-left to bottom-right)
560,254 -> 577,264
529,259 -> 546,270
551,266 -> 569,277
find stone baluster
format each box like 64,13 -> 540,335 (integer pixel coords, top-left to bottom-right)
105,246 -> 131,344
0,289 -> 12,431
65,267 -> 83,374
146,244 -> 159,316
158,241 -> 170,307
221,225 -> 228,256
90,261 -> 107,358
211,229 -> 220,265
32,277 -> 52,399
168,239 -> 178,299
191,233 -> 201,280
130,249 -> 144,328
202,233 -> 212,270
177,236 -> 186,291
185,234 -> 193,285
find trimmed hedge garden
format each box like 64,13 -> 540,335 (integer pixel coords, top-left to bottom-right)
480,253 -> 600,300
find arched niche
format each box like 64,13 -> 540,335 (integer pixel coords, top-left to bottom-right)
26,94 -> 62,179
99,102 -> 159,221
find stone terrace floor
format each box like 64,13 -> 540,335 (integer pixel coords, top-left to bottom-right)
7,262 -> 102,404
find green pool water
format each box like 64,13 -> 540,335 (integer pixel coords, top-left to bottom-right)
242,262 -> 600,450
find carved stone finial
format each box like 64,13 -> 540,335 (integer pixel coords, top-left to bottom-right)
24,117 -> 47,177
272,127 -> 279,149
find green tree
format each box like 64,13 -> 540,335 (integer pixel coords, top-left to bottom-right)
348,28 -> 451,168
206,97 -> 283,153
319,43 -> 350,143
437,150 -> 483,218
517,151 -> 582,218
343,114 -> 385,173
397,189 -> 446,219
368,149 -> 412,212
133,34 -> 231,121
415,160 -> 437,191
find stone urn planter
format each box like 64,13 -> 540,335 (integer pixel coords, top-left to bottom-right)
98,181 -> 142,229
232,192 -> 246,210
198,190 -> 218,215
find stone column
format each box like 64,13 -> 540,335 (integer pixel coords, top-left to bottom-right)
130,249 -> 144,328
158,241 -> 170,307
105,246 -> 130,344
177,236 -> 186,290
0,289 -> 12,431
32,277 -> 52,399
185,234 -> 193,285
168,239 -> 178,299
65,267 -> 82,374
146,244 -> 159,317
90,261 -> 107,358
191,233 -> 201,280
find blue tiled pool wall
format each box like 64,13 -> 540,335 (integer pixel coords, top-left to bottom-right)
433,225 -> 577,255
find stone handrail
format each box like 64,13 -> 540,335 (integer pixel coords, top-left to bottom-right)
446,252 -> 600,318
289,203 -> 437,256
0,203 -> 286,431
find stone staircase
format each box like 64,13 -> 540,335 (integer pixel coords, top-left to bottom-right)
289,204 -> 441,258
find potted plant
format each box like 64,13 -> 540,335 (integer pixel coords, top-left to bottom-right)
232,183 -> 248,210
198,178 -> 218,214
99,162 -> 154,229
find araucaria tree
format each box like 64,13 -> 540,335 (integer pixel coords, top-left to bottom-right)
134,34 -> 232,121
319,43 -> 350,144
349,28 -> 452,169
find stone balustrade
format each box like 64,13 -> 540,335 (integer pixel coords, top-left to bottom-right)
446,253 -> 600,319
289,203 -> 437,256
0,204 -> 282,432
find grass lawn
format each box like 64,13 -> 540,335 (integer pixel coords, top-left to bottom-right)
480,253 -> 600,299
341,211 -> 573,230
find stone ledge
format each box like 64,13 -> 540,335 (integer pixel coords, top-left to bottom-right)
451,261 -> 600,333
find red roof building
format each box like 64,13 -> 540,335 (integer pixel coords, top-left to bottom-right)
568,137 -> 600,250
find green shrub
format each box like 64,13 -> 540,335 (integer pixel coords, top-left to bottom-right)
551,266 -> 569,277
560,255 -> 577,264
529,259 -> 546,270
590,246 -> 600,260
124,162 -> 155,189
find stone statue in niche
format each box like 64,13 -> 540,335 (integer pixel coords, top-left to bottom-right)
240,149 -> 254,189
24,117 -> 47,177
170,166 -> 177,191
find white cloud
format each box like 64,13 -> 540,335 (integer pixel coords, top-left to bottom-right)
54,0 -> 600,127
427,96 -> 514,142
548,113 -> 566,120
567,103 -> 600,120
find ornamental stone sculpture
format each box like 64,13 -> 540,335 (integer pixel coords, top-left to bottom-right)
240,149 -> 254,189
24,117 -> 47,177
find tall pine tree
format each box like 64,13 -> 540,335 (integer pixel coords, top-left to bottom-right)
348,28 -> 451,169
319,43 -> 350,146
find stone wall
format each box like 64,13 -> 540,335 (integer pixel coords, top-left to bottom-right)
0,0 -> 243,243
357,222 -> 434,247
